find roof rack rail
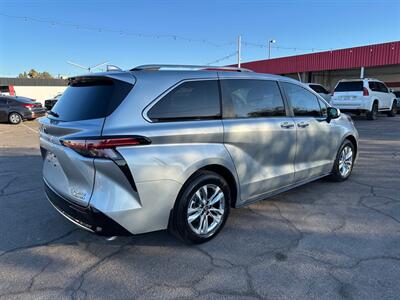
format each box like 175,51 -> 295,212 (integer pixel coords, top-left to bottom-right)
106,65 -> 122,72
130,64 -> 253,72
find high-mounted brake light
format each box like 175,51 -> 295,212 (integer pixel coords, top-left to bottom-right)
60,136 -> 150,158
363,87 -> 369,96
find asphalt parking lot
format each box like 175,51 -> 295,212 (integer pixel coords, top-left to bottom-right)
0,116 -> 399,300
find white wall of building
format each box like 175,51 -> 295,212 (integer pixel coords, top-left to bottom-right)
13,86 -> 67,104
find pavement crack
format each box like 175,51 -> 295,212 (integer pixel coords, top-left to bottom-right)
69,244 -> 126,300
0,176 -> 16,195
0,228 -> 78,258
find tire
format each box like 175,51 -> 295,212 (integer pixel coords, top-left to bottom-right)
329,140 -> 355,182
169,170 -> 231,244
366,102 -> 378,120
8,112 -> 22,124
387,100 -> 397,117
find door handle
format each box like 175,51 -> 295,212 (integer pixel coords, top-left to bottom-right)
297,121 -> 310,128
280,122 -> 294,129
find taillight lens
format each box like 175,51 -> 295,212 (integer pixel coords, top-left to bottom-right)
60,136 -> 150,158
363,88 -> 369,96
23,103 -> 35,108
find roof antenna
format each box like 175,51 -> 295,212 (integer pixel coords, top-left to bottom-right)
67,60 -> 109,72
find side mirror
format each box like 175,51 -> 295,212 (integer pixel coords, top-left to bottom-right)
327,107 -> 340,123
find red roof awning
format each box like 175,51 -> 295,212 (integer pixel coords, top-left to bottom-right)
240,41 -> 400,74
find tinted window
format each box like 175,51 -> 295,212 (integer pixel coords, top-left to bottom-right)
394,91 -> 400,97
221,79 -> 285,118
369,82 -> 380,92
335,81 -> 363,92
378,82 -> 388,93
51,77 -> 132,121
0,86 -> 10,93
309,84 -> 328,94
147,80 -> 220,122
282,82 -> 322,117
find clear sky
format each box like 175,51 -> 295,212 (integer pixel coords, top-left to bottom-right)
0,0 -> 399,77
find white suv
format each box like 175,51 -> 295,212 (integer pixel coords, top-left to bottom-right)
331,78 -> 398,120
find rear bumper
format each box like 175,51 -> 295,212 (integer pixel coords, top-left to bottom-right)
22,110 -> 46,119
44,180 -> 132,236
331,99 -> 372,111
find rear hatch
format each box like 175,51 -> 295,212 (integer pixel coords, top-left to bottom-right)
332,81 -> 365,103
39,73 -> 134,206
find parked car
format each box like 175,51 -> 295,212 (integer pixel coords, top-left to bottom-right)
0,96 -> 46,124
39,65 -> 358,243
393,91 -> 400,113
331,78 -> 397,120
44,93 -> 62,111
305,83 -> 331,102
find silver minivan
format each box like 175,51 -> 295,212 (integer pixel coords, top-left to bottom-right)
39,65 -> 358,243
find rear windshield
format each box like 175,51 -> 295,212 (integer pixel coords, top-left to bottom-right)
15,97 -> 34,103
51,77 -> 132,121
334,81 -> 363,92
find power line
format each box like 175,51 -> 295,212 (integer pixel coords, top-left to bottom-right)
242,40 -> 329,52
0,11 -> 333,54
0,12 -> 235,48
206,51 -> 238,65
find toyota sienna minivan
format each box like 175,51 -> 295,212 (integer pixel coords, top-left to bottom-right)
39,65 -> 358,243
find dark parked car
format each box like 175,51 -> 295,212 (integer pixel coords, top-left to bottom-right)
394,91 -> 400,113
0,96 -> 46,124
44,93 -> 62,111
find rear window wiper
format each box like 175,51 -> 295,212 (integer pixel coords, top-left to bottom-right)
47,110 -> 59,118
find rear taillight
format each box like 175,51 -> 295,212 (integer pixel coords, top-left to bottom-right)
60,136 -> 151,158
23,103 -> 35,108
363,88 -> 369,96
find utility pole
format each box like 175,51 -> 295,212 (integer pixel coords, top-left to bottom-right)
237,35 -> 241,68
268,39 -> 276,59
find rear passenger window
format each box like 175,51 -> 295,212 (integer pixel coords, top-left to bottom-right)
309,84 -> 327,94
378,82 -> 388,93
369,82 -> 380,92
147,80 -> 220,122
220,79 -> 285,118
282,82 -> 322,117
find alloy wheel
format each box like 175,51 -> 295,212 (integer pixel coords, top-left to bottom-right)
187,184 -> 225,235
338,146 -> 353,177
9,113 -> 21,124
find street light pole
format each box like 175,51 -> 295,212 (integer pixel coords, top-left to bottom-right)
237,35 -> 241,68
268,39 -> 276,59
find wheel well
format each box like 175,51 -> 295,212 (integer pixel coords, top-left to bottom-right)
345,135 -> 357,156
199,164 -> 238,208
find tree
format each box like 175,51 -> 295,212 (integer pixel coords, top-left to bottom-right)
18,69 -> 54,79
28,69 -> 39,78
18,72 -> 28,78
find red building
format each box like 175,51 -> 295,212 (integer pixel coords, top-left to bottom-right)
240,41 -> 400,91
